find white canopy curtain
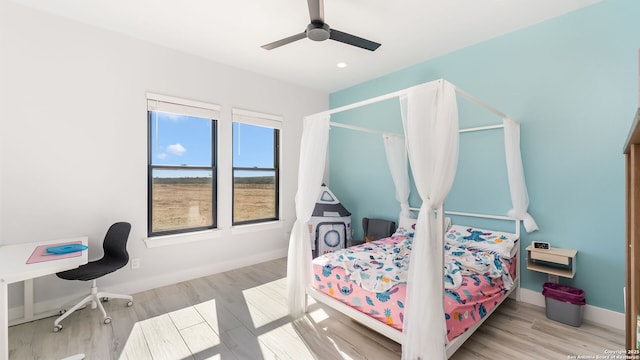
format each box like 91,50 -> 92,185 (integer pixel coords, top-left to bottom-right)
504,117 -> 538,232
286,114 -> 330,317
382,135 -> 413,220
399,80 -> 459,359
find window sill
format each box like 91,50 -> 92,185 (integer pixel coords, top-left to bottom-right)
231,220 -> 284,235
143,221 -> 285,248
144,229 -> 222,248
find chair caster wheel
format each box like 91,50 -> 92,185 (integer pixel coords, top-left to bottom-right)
127,301 -> 133,307
103,317 -> 111,324
53,324 -> 62,332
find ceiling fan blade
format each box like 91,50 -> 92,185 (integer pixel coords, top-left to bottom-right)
307,0 -> 324,22
329,29 -> 381,51
261,32 -> 307,50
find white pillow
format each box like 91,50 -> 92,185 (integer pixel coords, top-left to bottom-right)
398,214 -> 417,233
396,215 -> 451,236
445,224 -> 518,258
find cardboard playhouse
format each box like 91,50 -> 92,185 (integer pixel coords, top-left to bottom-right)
309,185 -> 352,258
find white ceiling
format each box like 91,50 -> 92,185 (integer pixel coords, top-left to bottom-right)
9,0 -> 601,93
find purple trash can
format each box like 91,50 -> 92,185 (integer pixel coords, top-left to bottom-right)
542,282 -> 585,326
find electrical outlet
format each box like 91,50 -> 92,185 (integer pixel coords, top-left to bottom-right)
547,274 -> 559,283
131,258 -> 141,270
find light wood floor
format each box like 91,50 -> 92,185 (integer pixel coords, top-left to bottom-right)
9,257 -> 623,359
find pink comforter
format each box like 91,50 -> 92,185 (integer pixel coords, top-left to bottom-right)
311,234 -> 517,341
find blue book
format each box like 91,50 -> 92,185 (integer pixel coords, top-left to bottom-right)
45,244 -> 88,254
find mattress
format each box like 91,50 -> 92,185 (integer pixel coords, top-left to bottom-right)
311,233 -> 517,342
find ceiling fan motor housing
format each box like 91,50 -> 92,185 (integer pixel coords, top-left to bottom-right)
307,22 -> 330,41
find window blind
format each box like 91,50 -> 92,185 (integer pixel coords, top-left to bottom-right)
147,93 -> 220,119
232,108 -> 282,129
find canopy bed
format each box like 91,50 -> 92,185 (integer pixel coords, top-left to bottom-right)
287,79 -> 537,359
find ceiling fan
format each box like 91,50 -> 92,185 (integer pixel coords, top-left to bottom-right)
261,0 -> 381,51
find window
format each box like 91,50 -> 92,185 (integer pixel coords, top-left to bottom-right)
232,109 -> 281,225
147,94 -> 219,236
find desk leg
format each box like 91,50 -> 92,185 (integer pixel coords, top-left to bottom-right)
23,280 -> 33,321
1,281 -> 8,360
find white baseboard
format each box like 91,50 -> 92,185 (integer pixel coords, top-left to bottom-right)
113,247 -> 288,296
9,247 -> 288,323
519,288 -> 624,330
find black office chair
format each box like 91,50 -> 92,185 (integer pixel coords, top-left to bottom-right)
53,222 -> 133,332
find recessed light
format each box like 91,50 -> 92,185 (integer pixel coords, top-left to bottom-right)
336,62 -> 347,68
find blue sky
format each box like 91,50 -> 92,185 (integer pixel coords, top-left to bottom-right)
151,112 -> 211,166
151,111 -> 275,177
232,122 -> 274,168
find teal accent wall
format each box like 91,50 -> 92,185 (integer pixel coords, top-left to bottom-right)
328,0 -> 640,313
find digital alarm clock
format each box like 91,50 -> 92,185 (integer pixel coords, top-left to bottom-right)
532,241 -> 550,250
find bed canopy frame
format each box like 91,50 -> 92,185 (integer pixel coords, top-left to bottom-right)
287,79 -> 537,359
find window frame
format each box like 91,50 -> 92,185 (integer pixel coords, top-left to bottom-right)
146,94 -> 219,237
231,108 -> 282,226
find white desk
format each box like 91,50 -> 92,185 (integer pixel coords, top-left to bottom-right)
0,237 -> 88,360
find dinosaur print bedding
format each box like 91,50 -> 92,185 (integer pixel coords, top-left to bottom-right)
311,232 -> 517,342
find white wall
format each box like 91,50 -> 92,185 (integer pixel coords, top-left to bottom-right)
0,0 -> 327,313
